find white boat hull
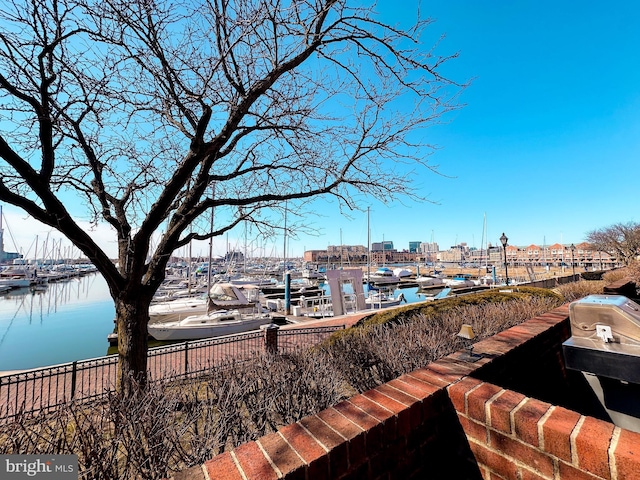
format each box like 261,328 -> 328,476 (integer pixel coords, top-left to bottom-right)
366,299 -> 402,309
148,312 -> 271,341
415,276 -> 445,287
0,277 -> 32,288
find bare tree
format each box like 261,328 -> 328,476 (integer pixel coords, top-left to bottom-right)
586,222 -> 640,266
0,0 -> 464,394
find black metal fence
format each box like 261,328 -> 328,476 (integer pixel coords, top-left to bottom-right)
0,324 -> 344,422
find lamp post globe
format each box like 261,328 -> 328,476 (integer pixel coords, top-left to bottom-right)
500,233 -> 509,286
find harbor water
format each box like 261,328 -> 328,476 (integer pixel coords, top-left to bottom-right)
0,274 -> 115,371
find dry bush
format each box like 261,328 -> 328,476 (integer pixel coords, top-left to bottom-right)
554,280 -> 606,302
239,351 -> 348,433
624,260 -> 640,285
320,296 -> 562,392
0,381 -> 226,479
602,268 -> 631,284
0,352 -> 347,479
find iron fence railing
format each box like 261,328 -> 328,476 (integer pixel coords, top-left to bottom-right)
0,324 -> 344,422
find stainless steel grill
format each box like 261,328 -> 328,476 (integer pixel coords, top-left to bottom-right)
562,294 -> 640,431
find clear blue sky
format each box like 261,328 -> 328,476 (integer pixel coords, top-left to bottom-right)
2,1 -> 639,260
288,0 -> 640,256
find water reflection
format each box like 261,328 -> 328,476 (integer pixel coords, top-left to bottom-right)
0,274 -> 115,371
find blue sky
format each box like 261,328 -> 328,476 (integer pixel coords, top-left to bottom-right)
287,0 -> 640,256
2,1 -> 640,260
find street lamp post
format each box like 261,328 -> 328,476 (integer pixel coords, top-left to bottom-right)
570,243 -> 576,277
500,232 -> 509,285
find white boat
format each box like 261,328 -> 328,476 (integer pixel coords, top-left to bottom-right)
365,291 -> 407,309
149,294 -> 209,324
229,276 -> 275,287
444,274 -> 478,287
366,267 -> 400,285
147,309 -> 271,341
393,268 -> 412,278
149,283 -> 260,324
0,276 -> 32,288
415,275 -> 445,287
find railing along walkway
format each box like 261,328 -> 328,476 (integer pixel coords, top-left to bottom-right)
0,324 -> 344,422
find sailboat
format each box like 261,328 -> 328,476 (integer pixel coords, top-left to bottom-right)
147,283 -> 271,340
365,287 -> 407,309
476,213 -> 495,286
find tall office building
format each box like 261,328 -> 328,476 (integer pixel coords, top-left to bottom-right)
371,241 -> 394,252
409,241 -> 421,253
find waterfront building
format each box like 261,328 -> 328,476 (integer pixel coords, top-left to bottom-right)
369,249 -> 419,265
438,243 -> 470,263
326,244 -> 367,265
371,240 -> 394,252
498,242 -> 618,269
304,240 -> 619,270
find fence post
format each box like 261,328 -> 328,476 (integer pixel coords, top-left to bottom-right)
70,361 -> 78,400
261,323 -> 280,354
184,341 -> 189,376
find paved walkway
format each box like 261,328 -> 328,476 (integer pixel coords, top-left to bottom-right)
282,310 -> 373,329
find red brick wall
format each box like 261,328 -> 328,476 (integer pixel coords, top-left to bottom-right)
449,376 -> 640,479
171,305 -> 640,480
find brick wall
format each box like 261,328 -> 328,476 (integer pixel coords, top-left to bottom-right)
449,377 -> 640,479
171,305 -> 640,480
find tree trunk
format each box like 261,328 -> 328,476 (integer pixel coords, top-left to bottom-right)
115,293 -> 152,396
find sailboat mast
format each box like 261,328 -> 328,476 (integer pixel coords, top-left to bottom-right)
483,213 -> 488,269
340,228 -> 343,269
0,205 -> 3,260
367,207 -> 371,284
207,183 -> 215,292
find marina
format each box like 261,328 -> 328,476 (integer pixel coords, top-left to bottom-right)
0,249 -> 568,372
0,262 -> 447,371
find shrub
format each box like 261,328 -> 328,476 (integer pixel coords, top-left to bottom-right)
602,268 -> 631,284
319,294 -> 562,392
624,260 -> 640,285
0,351 -> 348,480
554,280 -> 606,302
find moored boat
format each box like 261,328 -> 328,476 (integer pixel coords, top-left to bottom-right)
0,276 -> 32,289
415,275 -> 445,287
147,309 -> 272,341
149,283 -> 261,324
365,291 -> 407,309
444,274 -> 478,287
365,267 -> 400,285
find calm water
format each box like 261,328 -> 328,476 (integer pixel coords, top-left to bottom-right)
0,274 -> 115,371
